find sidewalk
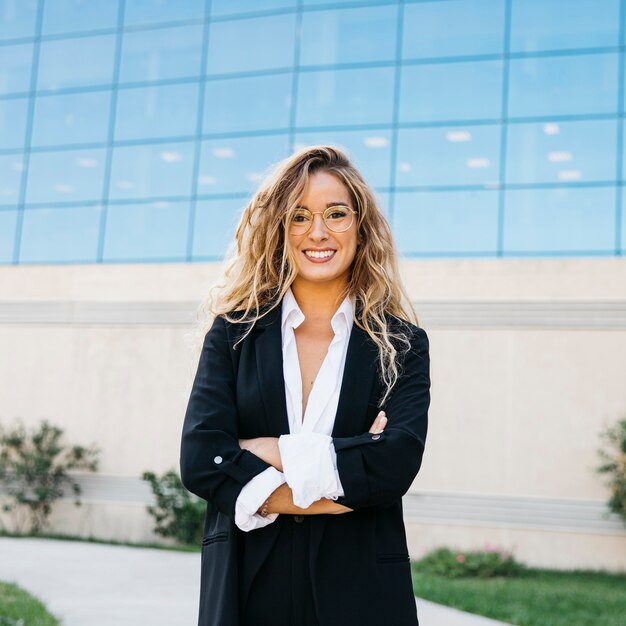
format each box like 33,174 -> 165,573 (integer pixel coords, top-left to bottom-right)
0,537 -> 513,625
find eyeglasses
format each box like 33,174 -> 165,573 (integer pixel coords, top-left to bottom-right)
287,205 -> 358,235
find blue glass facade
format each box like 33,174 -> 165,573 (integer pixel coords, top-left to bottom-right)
0,0 -> 623,264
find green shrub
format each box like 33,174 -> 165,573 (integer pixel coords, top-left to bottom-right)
596,418 -> 626,525
142,469 -> 205,545
0,419 -> 99,534
414,546 -> 525,578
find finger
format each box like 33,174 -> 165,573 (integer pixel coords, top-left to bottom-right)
368,411 -> 386,433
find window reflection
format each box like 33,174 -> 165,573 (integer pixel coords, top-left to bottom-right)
38,35 -> 116,91
300,5 -> 398,66
510,0 -> 620,53
403,0 -> 505,59
396,125 -> 501,187
508,53 -> 618,118
394,190 -> 499,255
207,13 -> 296,74
32,91 -> 111,147
0,208 -> 17,262
123,0 -> 205,27
0,0 -> 38,41
197,135 -> 289,194
192,197 -> 246,259
504,186 -> 615,253
0,43 -> 34,94
506,120 -> 617,184
26,148 -> 106,204
297,66 -> 394,127
0,98 -> 28,150
293,129 -> 392,188
400,60 -> 503,123
203,73 -> 292,133
104,200 -> 189,261
42,0 -> 119,37
211,0 -> 296,17
109,142 -> 195,200
20,205 -> 101,262
115,83 -> 199,140
118,24 -> 204,83
0,154 -> 25,206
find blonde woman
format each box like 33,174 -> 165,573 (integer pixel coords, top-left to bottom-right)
180,145 -> 431,626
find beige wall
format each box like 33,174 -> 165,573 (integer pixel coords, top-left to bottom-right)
1,258 -> 625,571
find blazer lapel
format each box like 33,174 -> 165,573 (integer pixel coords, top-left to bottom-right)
331,321 -> 378,437
252,302 -> 291,437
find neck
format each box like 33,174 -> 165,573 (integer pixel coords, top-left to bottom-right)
290,276 -> 348,321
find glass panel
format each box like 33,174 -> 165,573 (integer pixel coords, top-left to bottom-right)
393,190 -> 499,255
508,53 -> 618,118
396,125 -> 501,187
0,208 -> 17,262
203,73 -> 292,133
31,90 -> 111,147
114,82 -> 199,141
20,205 -> 101,262
303,0 -> 395,5
42,0 -> 119,36
504,186 -> 615,253
506,120 -> 617,184
0,0 -> 38,41
37,35 -> 116,91
104,200 -> 189,261
0,97 -> 28,150
108,141 -> 195,199
300,5 -> 398,66
296,66 -> 394,127
400,60 -> 503,123
376,191 -> 390,217
293,129 -> 393,188
0,154 -> 25,206
510,0 -> 620,53
118,24 -> 204,83
207,13 -> 296,74
403,0 -> 505,59
197,135 -> 289,194
211,0 -> 296,16
25,148 -> 106,204
123,0 -> 205,27
0,43 -> 34,94
192,197 -> 246,259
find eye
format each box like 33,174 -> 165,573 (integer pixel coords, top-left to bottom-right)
291,209 -> 311,223
326,206 -> 350,220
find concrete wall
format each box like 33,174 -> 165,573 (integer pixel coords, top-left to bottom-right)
1,258 -> 625,570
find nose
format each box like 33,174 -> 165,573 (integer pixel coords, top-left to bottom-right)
308,213 -> 329,240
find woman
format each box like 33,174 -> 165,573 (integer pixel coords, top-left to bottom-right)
180,145 -> 431,626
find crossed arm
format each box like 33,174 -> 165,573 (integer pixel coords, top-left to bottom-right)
239,411 -> 388,516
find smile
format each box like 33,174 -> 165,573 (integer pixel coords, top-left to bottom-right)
303,249 -> 336,262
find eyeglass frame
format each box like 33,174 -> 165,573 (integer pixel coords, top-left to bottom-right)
286,204 -> 359,235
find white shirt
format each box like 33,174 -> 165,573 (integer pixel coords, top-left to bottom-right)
234,287 -> 355,531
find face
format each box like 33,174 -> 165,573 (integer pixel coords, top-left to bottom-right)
287,170 -> 359,289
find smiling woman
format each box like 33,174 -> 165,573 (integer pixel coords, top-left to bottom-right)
180,145 -> 431,626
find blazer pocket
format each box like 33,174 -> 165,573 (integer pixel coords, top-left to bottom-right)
201,531 -> 229,547
376,553 -> 410,565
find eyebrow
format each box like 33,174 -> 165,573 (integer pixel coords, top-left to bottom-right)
296,201 -> 352,210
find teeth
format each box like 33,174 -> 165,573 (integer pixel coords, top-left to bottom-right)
305,250 -> 335,259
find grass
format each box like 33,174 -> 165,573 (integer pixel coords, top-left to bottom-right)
412,565 -> 626,626
0,581 -> 60,626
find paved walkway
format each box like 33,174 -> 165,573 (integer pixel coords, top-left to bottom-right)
0,537 -> 512,625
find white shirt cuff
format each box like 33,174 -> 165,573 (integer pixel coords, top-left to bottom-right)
278,433 -> 345,509
234,466 -> 286,532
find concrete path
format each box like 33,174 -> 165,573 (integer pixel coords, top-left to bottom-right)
0,537 -> 513,625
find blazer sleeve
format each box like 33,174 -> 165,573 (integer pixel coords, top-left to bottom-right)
332,326 -> 430,510
179,314 -> 272,519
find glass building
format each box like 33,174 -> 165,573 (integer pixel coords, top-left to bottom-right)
0,0 -> 623,264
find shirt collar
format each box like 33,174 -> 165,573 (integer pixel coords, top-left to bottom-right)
281,287 -> 355,339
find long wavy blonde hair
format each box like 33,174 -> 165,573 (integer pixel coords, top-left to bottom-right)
195,145 -> 419,406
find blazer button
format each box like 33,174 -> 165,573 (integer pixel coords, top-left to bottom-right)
213,455 -> 223,464
371,433 -> 381,441
293,515 -> 304,523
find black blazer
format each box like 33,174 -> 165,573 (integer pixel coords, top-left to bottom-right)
180,300 -> 431,626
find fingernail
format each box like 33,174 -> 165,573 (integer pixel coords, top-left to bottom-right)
380,416 -> 387,422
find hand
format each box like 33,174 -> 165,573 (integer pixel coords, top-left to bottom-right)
368,410 -> 387,434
